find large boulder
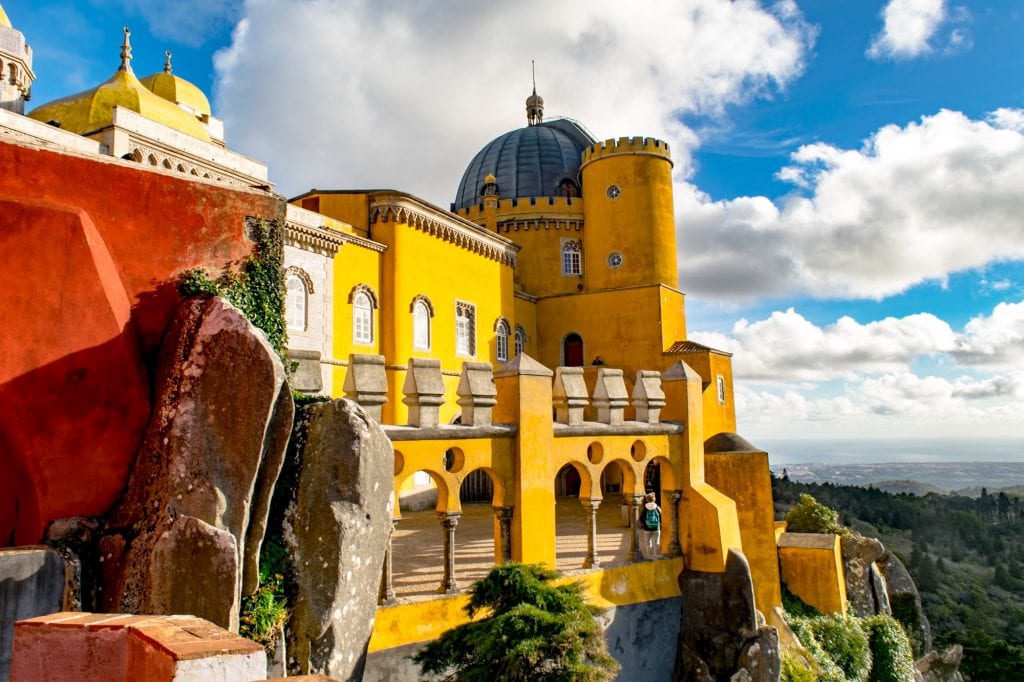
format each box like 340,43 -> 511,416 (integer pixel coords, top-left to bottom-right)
915,645 -> 964,682
284,399 -> 394,681
674,549 -> 779,681
877,550 -> 932,656
98,296 -> 293,631
841,531 -> 888,617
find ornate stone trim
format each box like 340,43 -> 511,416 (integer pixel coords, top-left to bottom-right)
409,294 -> 435,316
285,219 -> 345,256
369,195 -> 519,267
285,266 -> 315,295
348,283 -> 379,308
493,316 -> 511,333
498,219 -> 583,233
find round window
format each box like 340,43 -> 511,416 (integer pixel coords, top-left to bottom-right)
606,184 -> 621,199
607,252 -> 624,269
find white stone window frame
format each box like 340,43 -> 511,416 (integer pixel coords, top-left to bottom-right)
514,325 -> 527,357
285,267 -> 314,333
561,238 -> 582,277
349,284 -> 379,346
411,294 -> 435,351
716,375 -> 726,405
455,300 -> 476,358
494,317 -> 511,363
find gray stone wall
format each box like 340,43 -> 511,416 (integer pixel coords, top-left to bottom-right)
362,596 -> 682,682
1,547 -> 65,682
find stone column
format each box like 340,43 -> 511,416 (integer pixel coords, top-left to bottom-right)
628,494 -> 644,562
403,358 -> 446,427
580,498 -> 602,569
378,519 -> 398,605
342,354 -> 388,422
668,490 -> 683,557
438,512 -> 461,594
592,368 -> 629,425
493,506 -> 514,563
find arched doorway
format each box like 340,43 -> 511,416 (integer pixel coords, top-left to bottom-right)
456,468 -> 504,586
562,333 -> 584,367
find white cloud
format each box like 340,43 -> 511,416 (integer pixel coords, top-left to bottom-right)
678,109 -> 1024,302
214,0 -> 814,201
954,301 -> 1024,367
867,0 -> 947,60
691,308 -> 956,381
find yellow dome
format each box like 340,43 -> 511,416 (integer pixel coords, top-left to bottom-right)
0,5 -> 12,28
28,68 -> 211,142
139,58 -> 212,118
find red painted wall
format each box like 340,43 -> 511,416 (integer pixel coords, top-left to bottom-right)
0,140 -> 283,545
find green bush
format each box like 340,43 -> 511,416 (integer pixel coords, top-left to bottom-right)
863,615 -> 915,682
781,651 -> 819,682
790,614 -> 872,682
239,538 -> 289,652
413,563 -> 619,681
785,493 -> 847,536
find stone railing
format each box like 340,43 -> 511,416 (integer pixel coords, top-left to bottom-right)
342,353 -> 676,436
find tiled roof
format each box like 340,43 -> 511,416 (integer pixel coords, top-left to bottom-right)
665,340 -> 733,357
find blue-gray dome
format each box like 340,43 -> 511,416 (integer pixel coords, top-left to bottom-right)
453,118 -> 597,210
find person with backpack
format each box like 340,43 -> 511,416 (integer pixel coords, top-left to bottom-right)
640,492 -> 661,559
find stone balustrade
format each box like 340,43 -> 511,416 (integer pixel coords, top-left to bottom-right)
342,353 -> 676,434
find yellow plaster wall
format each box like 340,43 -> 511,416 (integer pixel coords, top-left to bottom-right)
392,437 -> 515,515
536,286 -> 676,376
512,295 -> 537,360
368,557 -> 686,652
777,533 -> 848,615
659,288 -> 687,352
301,192 -> 371,236
331,242 -> 383,394
580,141 -> 677,291
705,451 -> 783,613
370,219 -> 516,424
668,351 -> 737,437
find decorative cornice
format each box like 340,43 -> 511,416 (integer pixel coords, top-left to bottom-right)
339,231 -> 387,253
497,219 -> 583,234
284,219 -> 345,256
369,194 -> 519,267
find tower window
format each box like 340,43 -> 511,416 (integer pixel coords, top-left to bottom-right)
514,325 -> 526,357
285,274 -> 307,332
456,301 -> 476,357
716,375 -> 726,404
561,239 -> 582,276
495,318 -> 510,363
413,299 -> 432,350
352,289 -> 376,345
606,184 -> 621,199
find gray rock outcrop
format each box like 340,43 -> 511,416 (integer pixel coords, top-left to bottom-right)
877,550 -> 933,655
98,296 -> 293,631
673,549 -> 780,682
841,531 -> 890,617
0,547 -> 67,681
915,645 -> 964,682
284,399 -> 394,681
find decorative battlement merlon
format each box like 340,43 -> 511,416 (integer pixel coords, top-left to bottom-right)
580,136 -> 673,167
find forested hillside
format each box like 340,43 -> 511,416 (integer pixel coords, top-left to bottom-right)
773,475 -> 1024,680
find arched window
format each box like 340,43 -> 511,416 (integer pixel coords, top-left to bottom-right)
563,333 -> 584,367
285,275 -> 307,332
514,325 -> 526,357
561,239 -> 582,276
352,290 -> 376,344
413,299 -> 431,350
456,301 -> 475,357
494,318 -> 510,363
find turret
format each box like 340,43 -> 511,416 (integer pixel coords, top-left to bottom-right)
0,3 -> 35,114
579,137 -> 677,290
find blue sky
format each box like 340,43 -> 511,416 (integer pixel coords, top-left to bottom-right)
6,0 -> 1024,458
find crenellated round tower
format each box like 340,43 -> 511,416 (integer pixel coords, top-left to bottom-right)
579,136 -> 677,291
0,3 -> 35,114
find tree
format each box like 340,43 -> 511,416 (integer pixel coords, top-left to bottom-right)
784,493 -> 846,535
413,563 -> 620,682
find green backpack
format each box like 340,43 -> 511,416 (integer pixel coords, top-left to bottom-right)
642,506 -> 661,530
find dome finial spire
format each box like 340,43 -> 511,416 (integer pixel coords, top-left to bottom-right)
119,27 -> 133,74
526,60 -> 544,126
164,50 -> 172,74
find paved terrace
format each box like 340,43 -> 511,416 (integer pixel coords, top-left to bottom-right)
391,493 -> 636,600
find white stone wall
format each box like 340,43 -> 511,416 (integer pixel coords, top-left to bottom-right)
284,242 -> 334,395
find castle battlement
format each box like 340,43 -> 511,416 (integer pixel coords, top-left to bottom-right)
580,136 -> 672,167
455,194 -> 584,220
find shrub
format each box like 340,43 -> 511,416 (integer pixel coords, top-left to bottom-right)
413,563 -> 619,681
863,615 -> 915,682
790,614 -> 872,682
781,651 -> 819,682
239,538 -> 289,652
786,493 -> 847,536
